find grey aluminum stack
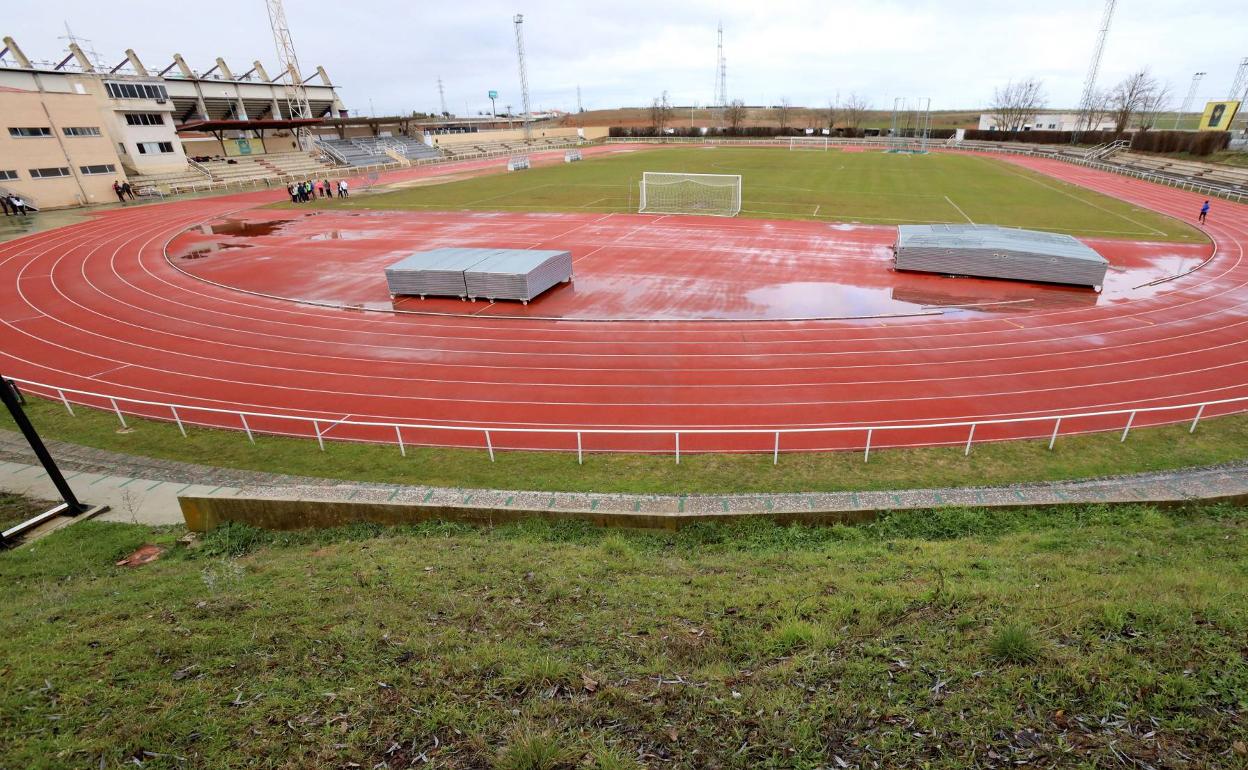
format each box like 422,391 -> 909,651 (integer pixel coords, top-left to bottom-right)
464,249 -> 573,303
894,224 -> 1108,288
385,248 -> 487,299
385,247 -> 573,303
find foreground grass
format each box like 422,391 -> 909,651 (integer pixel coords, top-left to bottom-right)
2,504 -> 1246,768
6,397 -> 1248,494
0,492 -> 56,531
278,147 -> 1198,241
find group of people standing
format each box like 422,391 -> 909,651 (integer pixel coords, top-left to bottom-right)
1,194 -> 31,216
289,178 -> 349,203
112,180 -> 137,204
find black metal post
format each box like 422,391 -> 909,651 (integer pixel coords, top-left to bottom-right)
1,376 -> 86,514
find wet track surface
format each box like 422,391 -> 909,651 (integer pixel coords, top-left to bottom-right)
2,148 -> 1246,453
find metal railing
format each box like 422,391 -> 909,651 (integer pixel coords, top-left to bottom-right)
6,376 -> 1245,465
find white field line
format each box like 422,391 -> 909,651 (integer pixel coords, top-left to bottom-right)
944,195 -> 974,224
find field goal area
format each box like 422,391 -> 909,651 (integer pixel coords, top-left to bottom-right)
789,137 -> 830,151
638,172 -> 742,217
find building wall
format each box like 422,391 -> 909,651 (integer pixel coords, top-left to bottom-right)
423,125 -> 607,147
0,87 -> 125,208
977,112 -> 1117,132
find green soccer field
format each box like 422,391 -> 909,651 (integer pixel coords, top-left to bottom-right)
304,147 -> 1199,242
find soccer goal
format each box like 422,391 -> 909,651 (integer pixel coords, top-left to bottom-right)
563,149 -> 582,163
789,137 -> 829,151
507,155 -> 531,171
638,172 -> 742,217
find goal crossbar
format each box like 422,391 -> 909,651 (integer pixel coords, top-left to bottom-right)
638,171 -> 742,217
789,137 -> 829,150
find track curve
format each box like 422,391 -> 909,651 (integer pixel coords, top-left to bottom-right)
2,149 -> 1246,454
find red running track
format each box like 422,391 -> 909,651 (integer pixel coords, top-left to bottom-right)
1,149 -> 1247,454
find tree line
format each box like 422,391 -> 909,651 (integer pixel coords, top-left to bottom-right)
989,70 -> 1172,133
648,92 -> 874,133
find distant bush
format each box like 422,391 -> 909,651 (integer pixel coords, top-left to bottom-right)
608,126 -> 956,140
963,129 -> 1120,145
1130,129 -> 1230,156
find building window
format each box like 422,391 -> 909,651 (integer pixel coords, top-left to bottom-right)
79,164 -> 117,175
8,127 -> 52,137
0,170 -> 18,180
124,113 -> 166,126
63,126 -> 102,137
29,167 -> 71,179
136,141 -> 175,155
104,81 -> 169,101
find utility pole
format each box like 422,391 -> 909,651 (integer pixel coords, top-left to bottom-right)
513,14 -> 532,142
1073,0 -> 1116,141
1174,72 -> 1206,129
265,0 -> 313,149
437,76 -> 448,117
576,84 -> 583,114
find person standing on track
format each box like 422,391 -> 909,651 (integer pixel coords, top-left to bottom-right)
338,179 -> 349,198
1199,200 -> 1210,224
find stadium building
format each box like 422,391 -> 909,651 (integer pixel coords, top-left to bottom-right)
977,111 -> 1117,132
0,35 -> 344,208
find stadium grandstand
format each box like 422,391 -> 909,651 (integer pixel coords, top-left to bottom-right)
0,34 -> 346,206
0,34 -> 599,206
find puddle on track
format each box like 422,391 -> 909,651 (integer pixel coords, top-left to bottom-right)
168,211 -> 1213,321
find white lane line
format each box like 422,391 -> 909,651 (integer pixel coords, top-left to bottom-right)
87,363 -> 131,379
944,195 -> 974,224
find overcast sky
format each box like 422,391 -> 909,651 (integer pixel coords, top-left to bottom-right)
6,0 -> 1245,116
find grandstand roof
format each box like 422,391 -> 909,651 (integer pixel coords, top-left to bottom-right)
176,118 -> 324,134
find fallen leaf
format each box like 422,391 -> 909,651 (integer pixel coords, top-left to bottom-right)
581,673 -> 599,693
116,544 -> 164,567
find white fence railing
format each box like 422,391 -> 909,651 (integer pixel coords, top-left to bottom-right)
6,376 -> 1246,465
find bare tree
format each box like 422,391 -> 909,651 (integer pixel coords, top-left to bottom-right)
1134,80 -> 1172,130
988,78 -> 1047,131
649,90 -> 673,132
826,99 -> 838,131
1109,69 -> 1163,133
777,97 -> 791,132
1083,89 -> 1115,132
725,99 -> 747,133
842,92 -> 871,131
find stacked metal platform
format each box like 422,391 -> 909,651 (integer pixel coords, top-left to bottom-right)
385,247 -> 572,303
894,224 -> 1108,288
464,249 -> 573,303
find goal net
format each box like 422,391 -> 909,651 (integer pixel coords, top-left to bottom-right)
789,137 -> 829,151
507,155 -> 531,171
638,172 -> 742,216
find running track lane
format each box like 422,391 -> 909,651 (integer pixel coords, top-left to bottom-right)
1,150 -> 1246,454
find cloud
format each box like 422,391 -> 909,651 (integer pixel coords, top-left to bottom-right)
6,0 -> 1244,116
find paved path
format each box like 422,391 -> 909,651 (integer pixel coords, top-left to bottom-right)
2,430 -> 1246,528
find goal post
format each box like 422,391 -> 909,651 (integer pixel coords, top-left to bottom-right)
789,136 -> 829,151
638,172 -> 742,217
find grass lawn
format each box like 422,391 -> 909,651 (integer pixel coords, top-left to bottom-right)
282,147 -> 1199,242
0,492 -> 56,531
7,396 -> 1248,494
1,503 -> 1245,768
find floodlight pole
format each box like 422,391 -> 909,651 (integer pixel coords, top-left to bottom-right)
0,377 -> 86,516
1174,72 -> 1206,129
513,14 -> 532,142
